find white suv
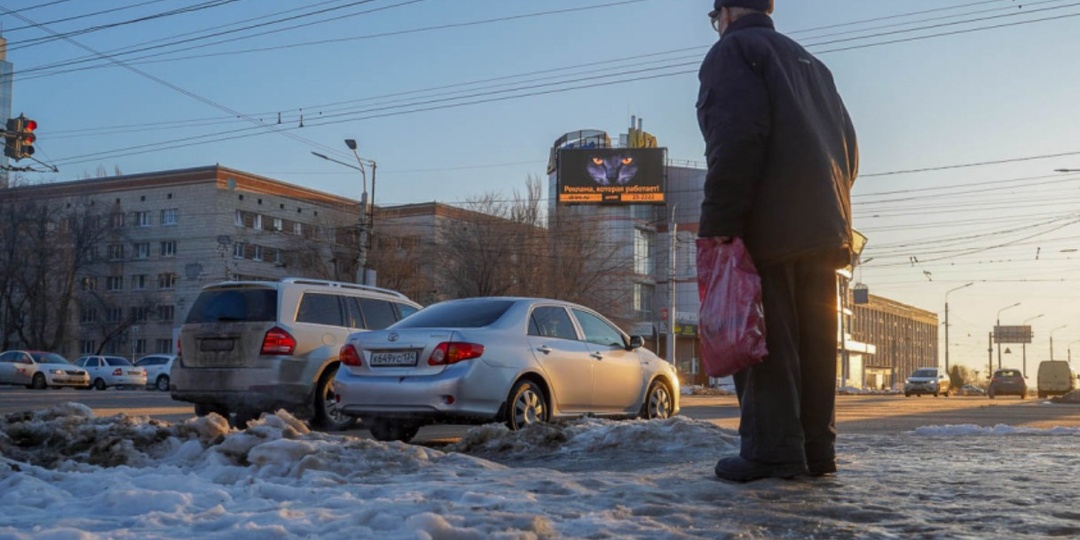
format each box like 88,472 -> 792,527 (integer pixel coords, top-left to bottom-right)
170,278 -> 421,430
904,367 -> 951,397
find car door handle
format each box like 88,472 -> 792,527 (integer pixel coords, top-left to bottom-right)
536,346 -> 552,354
590,352 -> 604,360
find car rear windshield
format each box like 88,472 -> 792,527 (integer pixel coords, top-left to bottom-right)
997,370 -> 1022,378
185,287 -> 277,323
105,357 -> 133,366
394,299 -> 515,328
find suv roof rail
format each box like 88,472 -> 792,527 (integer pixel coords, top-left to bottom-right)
278,277 -> 410,300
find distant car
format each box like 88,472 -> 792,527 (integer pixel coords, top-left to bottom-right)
988,368 -> 1027,399
960,384 -> 986,396
74,355 -> 147,390
135,354 -> 176,391
904,367 -> 950,397
1036,360 -> 1075,399
334,297 -> 681,443
0,350 -> 90,389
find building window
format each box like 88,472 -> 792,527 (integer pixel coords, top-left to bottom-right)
131,274 -> 147,290
157,305 -> 175,322
160,240 -> 177,257
273,218 -> 283,231
106,276 -> 123,291
252,245 -> 262,261
633,283 -> 654,320
235,210 -> 244,227
233,242 -> 245,258
107,307 -> 123,323
633,228 -> 655,276
158,273 -> 177,289
161,208 -> 178,225
293,222 -> 302,236
110,213 -> 125,228
252,214 -> 262,229
80,307 -> 98,323
155,338 -> 174,354
134,242 -> 151,259
81,277 -> 98,291
107,243 -> 125,261
80,341 -> 96,354
136,211 -> 152,227
130,306 -> 150,322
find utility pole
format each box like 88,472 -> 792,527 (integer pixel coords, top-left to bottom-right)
666,210 -> 677,367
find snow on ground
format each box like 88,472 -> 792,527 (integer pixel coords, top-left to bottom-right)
2,404 -> 1080,539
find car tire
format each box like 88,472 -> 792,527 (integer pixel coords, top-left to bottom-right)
310,365 -> 357,432
232,410 -> 260,429
93,378 -> 107,391
155,375 -> 170,392
506,379 -> 548,431
988,391 -> 995,399
933,392 -> 938,397
194,403 -> 229,418
640,380 -> 673,420
904,393 -> 910,397
368,418 -> 421,443
29,373 -> 47,390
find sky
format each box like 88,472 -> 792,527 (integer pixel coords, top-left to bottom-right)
2,402 -> 1080,538
4,0 -> 1080,375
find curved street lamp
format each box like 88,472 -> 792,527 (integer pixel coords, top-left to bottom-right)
944,282 -> 974,372
1021,314 -> 1044,377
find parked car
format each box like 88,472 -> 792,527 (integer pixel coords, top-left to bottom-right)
135,354 -> 177,391
904,367 -> 950,397
1036,360 -> 1075,399
988,368 -> 1027,399
73,355 -> 147,390
334,297 -> 681,443
0,350 -> 90,389
170,278 -> 422,430
959,384 -> 986,396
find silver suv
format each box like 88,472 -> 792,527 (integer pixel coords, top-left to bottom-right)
170,278 -> 421,430
904,367 -> 951,397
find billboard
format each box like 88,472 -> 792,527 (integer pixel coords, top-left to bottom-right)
557,147 -> 665,205
994,325 -> 1032,344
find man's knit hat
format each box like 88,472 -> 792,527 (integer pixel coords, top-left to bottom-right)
710,0 -> 773,17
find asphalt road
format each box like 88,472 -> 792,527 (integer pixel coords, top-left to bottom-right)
2,387 -> 1079,442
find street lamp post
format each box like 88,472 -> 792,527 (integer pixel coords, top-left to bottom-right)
1021,313 -> 1044,378
1049,325 -> 1068,361
311,140 -> 377,285
944,282 -> 974,373
996,302 -> 1021,370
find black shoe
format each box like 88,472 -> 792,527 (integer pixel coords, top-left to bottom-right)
714,456 -> 809,483
808,461 -> 837,477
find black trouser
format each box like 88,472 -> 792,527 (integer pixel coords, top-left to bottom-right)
732,251 -> 838,466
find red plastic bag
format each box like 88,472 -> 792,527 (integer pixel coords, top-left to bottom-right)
696,237 -> 767,377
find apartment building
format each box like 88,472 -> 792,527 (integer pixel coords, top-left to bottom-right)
0,165 -> 362,359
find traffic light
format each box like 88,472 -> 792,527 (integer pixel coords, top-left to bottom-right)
3,114 -> 36,161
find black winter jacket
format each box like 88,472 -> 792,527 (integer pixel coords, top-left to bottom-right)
697,14 -> 858,265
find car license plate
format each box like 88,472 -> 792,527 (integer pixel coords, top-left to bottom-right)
369,351 -> 418,367
200,338 -> 235,352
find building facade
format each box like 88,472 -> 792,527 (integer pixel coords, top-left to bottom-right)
850,294 -> 940,390
0,165 -> 362,358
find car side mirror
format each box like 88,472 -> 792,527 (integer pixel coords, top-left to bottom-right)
628,335 -> 645,350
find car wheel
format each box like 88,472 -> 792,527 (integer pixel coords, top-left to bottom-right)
155,375 -> 170,392
93,378 -> 107,391
194,403 -> 229,418
943,389 -> 950,397
368,418 -> 421,443
310,366 -> 357,432
933,392 -> 938,397
904,393 -> 910,397
232,410 -> 260,429
988,391 -> 995,399
30,373 -> 47,390
506,379 -> 548,431
640,380 -> 673,420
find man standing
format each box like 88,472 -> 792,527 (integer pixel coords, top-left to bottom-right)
696,0 -> 859,482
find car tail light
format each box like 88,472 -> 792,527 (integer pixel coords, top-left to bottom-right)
112,368 -> 122,376
261,327 -> 296,355
176,338 -> 182,357
340,343 -> 362,367
428,342 -> 484,366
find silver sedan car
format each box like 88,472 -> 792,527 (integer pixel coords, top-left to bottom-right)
334,297 -> 680,442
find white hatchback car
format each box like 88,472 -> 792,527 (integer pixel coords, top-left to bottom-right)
135,354 -> 177,391
74,355 -> 147,390
334,297 -> 680,442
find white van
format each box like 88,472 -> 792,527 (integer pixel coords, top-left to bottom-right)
1037,360 -> 1075,399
